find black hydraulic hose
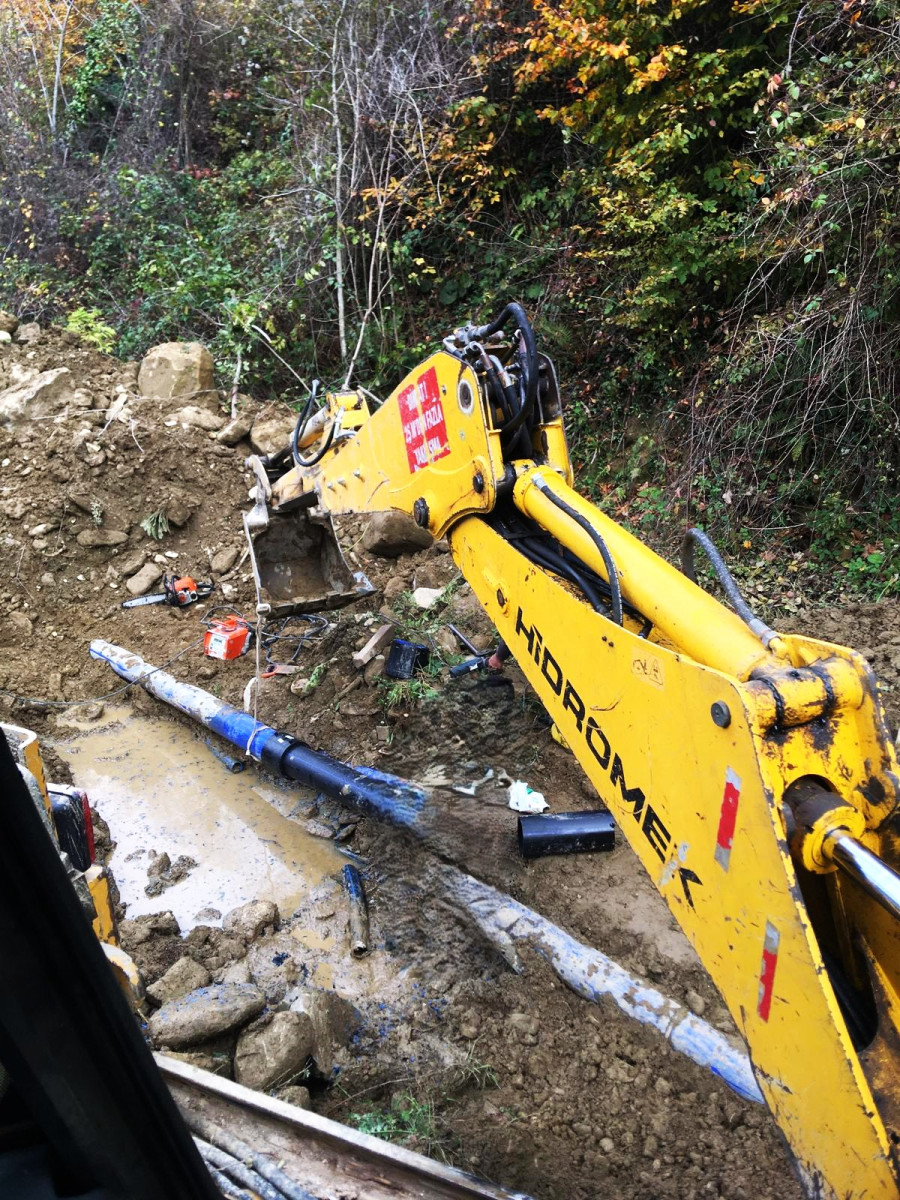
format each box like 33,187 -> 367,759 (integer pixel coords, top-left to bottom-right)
532,477 -> 623,626
474,302 -> 539,437
681,527 -> 779,648
291,380 -> 337,469
261,445 -> 292,472
517,537 -> 606,614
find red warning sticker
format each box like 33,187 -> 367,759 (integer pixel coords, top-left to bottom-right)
398,365 -> 451,473
757,922 -> 780,1022
714,767 -> 742,872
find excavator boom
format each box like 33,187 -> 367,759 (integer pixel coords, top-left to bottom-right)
251,303 -> 900,1198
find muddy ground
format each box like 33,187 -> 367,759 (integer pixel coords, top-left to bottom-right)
3,324 -> 899,1199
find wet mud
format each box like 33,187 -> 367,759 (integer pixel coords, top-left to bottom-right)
53,710 -> 341,929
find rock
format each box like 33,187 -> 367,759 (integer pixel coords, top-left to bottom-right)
119,918 -> 152,948
223,900 -> 280,943
290,988 -> 360,1074
149,912 -> 181,936
116,549 -> 147,578
685,989 -> 707,1017
507,1012 -> 540,1038
147,850 -> 171,878
0,331 -> 10,344
234,1010 -> 315,1091
194,907 -> 222,922
0,611 -> 33,646
362,510 -> 433,557
352,623 -> 394,669
364,655 -> 385,684
149,983 -> 266,1048
126,562 -> 164,596
165,499 -> 195,528
305,820 -> 334,840
211,545 -> 239,575
138,342 -> 217,412
145,853 -> 197,896
219,960 -> 253,986
0,367 -> 75,427
76,528 -> 128,548
170,405 -> 225,431
277,1085 -> 311,1110
434,627 -> 458,657
27,522 -> 58,537
147,956 -> 212,1006
215,413 -> 254,445
249,414 -> 295,457
0,311 -> 18,334
15,322 -> 41,344
382,575 -> 408,605
412,585 -> 444,609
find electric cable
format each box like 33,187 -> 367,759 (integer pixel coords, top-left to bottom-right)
260,613 -> 328,668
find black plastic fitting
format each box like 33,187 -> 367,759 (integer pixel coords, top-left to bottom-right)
517,809 -> 616,859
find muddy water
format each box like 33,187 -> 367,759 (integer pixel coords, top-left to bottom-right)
54,710 -> 342,930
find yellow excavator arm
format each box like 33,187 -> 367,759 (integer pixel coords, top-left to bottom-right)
255,303 -> 900,1198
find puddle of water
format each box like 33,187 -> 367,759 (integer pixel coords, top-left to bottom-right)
53,712 -> 342,931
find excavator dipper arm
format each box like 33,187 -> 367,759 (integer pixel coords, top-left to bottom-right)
260,303 -> 900,1198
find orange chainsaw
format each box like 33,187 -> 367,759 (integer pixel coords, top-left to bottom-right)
121,574 -> 214,609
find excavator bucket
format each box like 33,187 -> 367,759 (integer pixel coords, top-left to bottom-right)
250,507 -> 373,615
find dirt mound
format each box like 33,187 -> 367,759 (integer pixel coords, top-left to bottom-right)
0,324 -> 251,711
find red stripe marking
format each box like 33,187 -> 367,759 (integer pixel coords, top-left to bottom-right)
716,779 -> 741,852
758,932 -> 779,1022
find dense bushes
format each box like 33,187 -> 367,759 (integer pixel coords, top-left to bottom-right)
1,0 -> 898,589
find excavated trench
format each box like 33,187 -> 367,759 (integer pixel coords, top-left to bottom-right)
6,325 -> 900,1199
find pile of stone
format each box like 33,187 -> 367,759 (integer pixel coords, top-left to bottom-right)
125,900 -> 360,1106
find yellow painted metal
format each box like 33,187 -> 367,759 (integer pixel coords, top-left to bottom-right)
85,864 -> 119,946
2,722 -> 145,1005
270,350 -> 573,539
513,466 -> 775,680
3,722 -> 51,814
101,941 -> 148,1013
449,513 -> 900,1198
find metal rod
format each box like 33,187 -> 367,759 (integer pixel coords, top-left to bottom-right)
829,833 -> 900,924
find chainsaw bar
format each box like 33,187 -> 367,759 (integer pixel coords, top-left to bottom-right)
121,593 -> 169,608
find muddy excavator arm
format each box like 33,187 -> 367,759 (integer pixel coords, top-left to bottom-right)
252,302 -> 900,1198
